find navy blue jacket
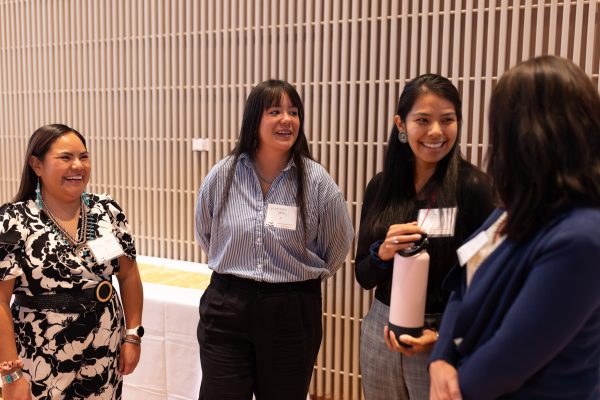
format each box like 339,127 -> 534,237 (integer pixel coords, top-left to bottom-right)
431,208 -> 600,399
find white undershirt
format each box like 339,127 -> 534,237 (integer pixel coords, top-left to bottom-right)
466,212 -> 508,288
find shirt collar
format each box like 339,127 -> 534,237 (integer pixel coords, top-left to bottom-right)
239,152 -> 296,171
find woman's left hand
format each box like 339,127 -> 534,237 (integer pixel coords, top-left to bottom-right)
383,325 -> 438,355
118,342 -> 141,375
430,360 -> 462,400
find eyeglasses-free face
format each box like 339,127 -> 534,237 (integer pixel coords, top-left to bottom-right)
257,94 -> 300,157
395,92 -> 458,173
30,132 -> 91,205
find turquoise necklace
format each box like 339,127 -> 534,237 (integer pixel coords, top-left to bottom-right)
41,197 -> 95,258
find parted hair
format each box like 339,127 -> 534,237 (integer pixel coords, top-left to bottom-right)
14,124 -> 86,203
488,55 -> 600,242
217,80 -> 313,240
360,74 -> 463,238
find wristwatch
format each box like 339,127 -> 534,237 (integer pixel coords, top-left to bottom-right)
125,325 -> 145,338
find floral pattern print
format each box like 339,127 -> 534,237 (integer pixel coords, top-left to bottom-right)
0,194 -> 136,399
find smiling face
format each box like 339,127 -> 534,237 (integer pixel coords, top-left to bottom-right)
30,132 -> 91,205
257,94 -> 300,157
395,92 -> 458,172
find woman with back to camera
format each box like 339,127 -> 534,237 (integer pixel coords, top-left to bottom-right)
0,124 -> 143,400
195,79 -> 354,400
355,74 -> 495,399
429,56 -> 600,400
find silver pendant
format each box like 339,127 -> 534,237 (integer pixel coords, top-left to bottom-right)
74,244 -> 90,258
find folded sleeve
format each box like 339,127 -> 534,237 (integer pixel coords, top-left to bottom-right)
316,190 -> 354,278
354,174 -> 393,289
0,203 -> 25,281
100,195 -> 137,260
195,177 -> 215,254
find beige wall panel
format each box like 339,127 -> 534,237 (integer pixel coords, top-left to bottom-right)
1,1 -> 599,398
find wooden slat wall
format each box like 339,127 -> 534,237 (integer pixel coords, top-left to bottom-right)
1,1 -> 598,398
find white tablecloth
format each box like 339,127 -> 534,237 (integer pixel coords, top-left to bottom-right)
123,282 -> 204,400
4,257 -> 309,400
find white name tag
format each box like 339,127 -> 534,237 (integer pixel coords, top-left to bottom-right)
265,204 -> 298,230
87,234 -> 125,263
418,207 -> 457,237
456,230 -> 490,266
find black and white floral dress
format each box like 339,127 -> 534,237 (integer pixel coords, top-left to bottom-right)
0,194 -> 136,399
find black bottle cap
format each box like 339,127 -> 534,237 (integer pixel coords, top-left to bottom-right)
397,232 -> 429,257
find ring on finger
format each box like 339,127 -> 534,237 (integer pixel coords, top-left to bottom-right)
392,236 -> 399,244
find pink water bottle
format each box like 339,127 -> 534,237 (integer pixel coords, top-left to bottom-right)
388,234 -> 429,344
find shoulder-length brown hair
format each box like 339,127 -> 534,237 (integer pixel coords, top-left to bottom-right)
487,55 -> 600,242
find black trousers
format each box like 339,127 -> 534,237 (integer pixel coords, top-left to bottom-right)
197,272 -> 323,400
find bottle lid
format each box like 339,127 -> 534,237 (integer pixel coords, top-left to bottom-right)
397,232 -> 429,257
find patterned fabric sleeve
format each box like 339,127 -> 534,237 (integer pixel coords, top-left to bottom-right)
99,194 -> 137,260
0,203 -> 25,281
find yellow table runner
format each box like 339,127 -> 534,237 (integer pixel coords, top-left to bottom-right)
138,263 -> 211,290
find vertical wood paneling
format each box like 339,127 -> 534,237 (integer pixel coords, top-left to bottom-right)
471,0 -> 485,164
561,0 -> 573,57
1,1 -> 599,399
585,0 -> 598,74
482,0 -> 498,161
535,0 -> 546,54
461,0 -> 474,157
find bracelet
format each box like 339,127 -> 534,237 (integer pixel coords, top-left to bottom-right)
123,337 -> 142,345
0,359 -> 24,382
0,359 -> 24,373
1,369 -> 23,384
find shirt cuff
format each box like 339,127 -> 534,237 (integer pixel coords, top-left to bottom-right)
369,240 -> 393,270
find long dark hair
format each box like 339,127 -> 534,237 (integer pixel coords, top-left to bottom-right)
488,55 -> 600,242
14,124 -> 87,203
217,80 -> 313,239
360,74 -> 463,238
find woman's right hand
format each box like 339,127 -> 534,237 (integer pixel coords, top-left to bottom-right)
429,360 -> 462,400
378,222 -> 423,261
2,376 -> 32,400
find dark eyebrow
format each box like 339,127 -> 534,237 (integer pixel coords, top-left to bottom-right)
267,106 -> 299,110
412,112 -> 456,117
55,151 -> 89,156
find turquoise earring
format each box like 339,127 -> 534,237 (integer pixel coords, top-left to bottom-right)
35,178 -> 43,209
81,191 -> 90,207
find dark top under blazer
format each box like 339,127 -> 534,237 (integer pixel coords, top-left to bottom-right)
355,161 -> 495,314
430,208 -> 600,399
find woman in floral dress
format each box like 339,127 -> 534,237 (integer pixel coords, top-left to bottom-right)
0,124 -> 143,399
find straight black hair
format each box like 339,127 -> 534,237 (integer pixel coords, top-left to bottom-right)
217,80 -> 313,241
14,124 -> 87,203
360,74 -> 463,238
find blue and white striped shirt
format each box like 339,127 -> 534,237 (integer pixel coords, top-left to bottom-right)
195,153 -> 353,283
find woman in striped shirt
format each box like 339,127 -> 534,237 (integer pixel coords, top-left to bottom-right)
195,79 -> 353,400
